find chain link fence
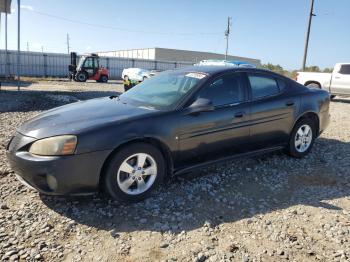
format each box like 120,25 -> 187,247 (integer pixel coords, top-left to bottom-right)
0,50 -> 194,80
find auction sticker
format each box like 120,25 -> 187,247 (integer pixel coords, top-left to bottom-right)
186,72 -> 207,79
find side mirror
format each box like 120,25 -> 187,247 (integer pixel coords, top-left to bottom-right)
186,98 -> 215,114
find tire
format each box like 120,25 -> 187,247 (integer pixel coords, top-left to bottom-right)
103,143 -> 165,202
99,75 -> 108,83
76,72 -> 87,82
286,118 -> 316,158
306,82 -> 321,89
330,95 -> 336,100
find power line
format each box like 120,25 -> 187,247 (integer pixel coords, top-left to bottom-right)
23,9 -> 222,37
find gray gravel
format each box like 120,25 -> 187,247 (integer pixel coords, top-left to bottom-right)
1,82 -> 350,262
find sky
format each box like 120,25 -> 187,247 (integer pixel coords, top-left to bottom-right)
0,0 -> 349,70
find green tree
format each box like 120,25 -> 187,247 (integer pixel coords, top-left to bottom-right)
304,66 -> 321,72
323,68 -> 333,73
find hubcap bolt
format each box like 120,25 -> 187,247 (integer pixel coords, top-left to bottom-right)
132,176 -> 135,180
142,171 -> 145,174
138,177 -> 141,180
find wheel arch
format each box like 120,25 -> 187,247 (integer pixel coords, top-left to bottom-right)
99,137 -> 174,189
293,111 -> 320,137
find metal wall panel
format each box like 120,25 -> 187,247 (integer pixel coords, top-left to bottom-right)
0,50 -> 193,79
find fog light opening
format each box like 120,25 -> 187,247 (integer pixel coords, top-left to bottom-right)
47,175 -> 58,191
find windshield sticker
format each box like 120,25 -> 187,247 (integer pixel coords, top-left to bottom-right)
185,72 -> 206,79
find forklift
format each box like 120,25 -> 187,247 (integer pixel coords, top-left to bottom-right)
68,52 -> 109,83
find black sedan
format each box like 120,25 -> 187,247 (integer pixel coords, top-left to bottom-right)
6,66 -> 330,202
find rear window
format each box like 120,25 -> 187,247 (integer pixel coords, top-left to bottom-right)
339,64 -> 350,75
248,74 -> 280,99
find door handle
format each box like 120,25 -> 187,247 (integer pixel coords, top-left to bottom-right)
234,112 -> 245,118
286,101 -> 295,106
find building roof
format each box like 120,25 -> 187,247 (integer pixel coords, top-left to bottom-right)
0,0 -> 12,13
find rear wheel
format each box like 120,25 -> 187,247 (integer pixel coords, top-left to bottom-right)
76,72 -> 87,82
103,143 -> 165,202
99,75 -> 108,83
306,82 -> 321,89
286,118 -> 316,158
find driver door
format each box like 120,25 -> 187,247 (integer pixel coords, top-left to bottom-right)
178,72 -> 251,167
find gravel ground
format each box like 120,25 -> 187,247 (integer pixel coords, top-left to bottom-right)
1,82 -> 350,262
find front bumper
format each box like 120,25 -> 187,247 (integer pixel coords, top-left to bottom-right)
6,133 -> 112,195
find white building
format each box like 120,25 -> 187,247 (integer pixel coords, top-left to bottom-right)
97,47 -> 260,66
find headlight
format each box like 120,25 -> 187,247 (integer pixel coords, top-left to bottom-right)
29,135 -> 77,156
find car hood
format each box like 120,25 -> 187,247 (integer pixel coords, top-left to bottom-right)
17,97 -> 156,139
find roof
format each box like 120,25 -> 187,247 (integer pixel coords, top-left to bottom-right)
176,65 -> 287,79
0,0 -> 12,13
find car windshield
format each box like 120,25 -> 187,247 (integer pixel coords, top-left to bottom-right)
120,70 -> 208,109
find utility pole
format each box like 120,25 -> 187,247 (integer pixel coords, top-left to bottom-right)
26,42 -> 29,51
0,13 -> 2,49
17,0 -> 21,91
302,0 -> 316,71
66,33 -> 70,54
225,17 -> 231,61
41,45 -> 44,53
5,0 -> 9,79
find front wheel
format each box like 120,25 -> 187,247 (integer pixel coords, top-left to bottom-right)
75,72 -> 87,82
103,143 -> 165,202
286,118 -> 316,158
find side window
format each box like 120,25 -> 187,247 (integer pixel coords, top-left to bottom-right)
197,73 -> 246,107
339,65 -> 350,75
84,58 -> 93,68
248,74 -> 280,99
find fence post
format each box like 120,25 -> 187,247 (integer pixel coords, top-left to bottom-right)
43,54 -> 47,78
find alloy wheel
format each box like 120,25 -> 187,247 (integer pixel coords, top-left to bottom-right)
294,124 -> 313,153
117,153 -> 157,195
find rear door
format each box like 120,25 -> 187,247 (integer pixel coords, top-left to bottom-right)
178,72 -> 251,167
331,64 -> 350,95
247,73 -> 297,149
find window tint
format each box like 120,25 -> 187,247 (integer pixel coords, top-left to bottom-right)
197,73 -> 245,107
339,64 -> 350,75
248,75 -> 280,99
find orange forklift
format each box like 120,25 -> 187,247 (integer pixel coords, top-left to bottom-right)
68,52 -> 109,82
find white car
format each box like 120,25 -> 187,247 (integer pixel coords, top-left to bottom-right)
121,68 -> 153,82
195,60 -> 256,68
296,63 -> 350,97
